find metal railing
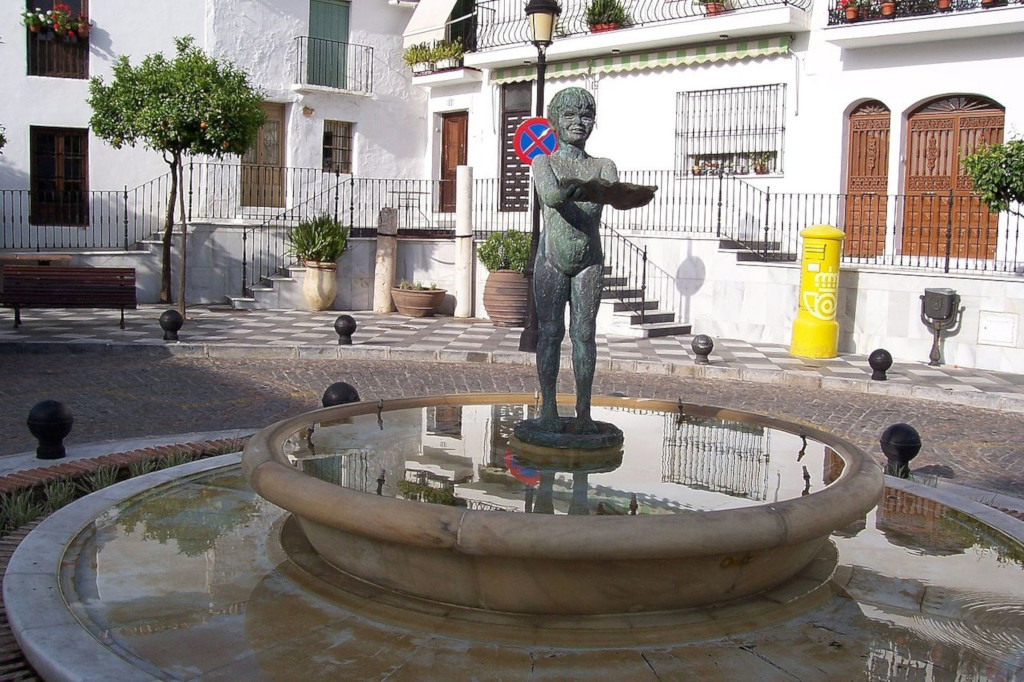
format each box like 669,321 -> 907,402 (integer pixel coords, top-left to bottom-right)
294,36 -> 374,94
474,0 -> 812,50
241,177 -> 354,296
827,0 -> 1013,25
602,225 -> 648,323
27,30 -> 88,79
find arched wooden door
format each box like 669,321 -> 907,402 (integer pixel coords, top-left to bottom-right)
844,101 -> 890,258
903,96 -> 1003,260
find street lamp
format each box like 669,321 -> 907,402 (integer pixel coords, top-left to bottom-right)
519,0 -> 561,352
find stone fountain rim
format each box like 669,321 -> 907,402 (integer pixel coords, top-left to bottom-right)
242,393 -> 883,561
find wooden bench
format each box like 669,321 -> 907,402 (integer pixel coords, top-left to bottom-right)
0,265 -> 137,329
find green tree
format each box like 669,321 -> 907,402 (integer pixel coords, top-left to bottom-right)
963,138 -> 1024,219
88,36 -> 265,310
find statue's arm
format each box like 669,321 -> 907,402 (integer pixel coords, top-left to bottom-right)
532,156 -> 581,209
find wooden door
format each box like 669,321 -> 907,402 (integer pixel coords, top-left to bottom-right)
440,112 -> 468,213
903,96 -> 1003,260
500,82 -> 532,212
241,103 -> 285,209
308,0 -> 350,89
844,101 -> 890,258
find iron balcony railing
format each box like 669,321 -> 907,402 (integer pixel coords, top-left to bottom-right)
294,36 -> 374,94
827,0 -> 1013,25
473,0 -> 813,50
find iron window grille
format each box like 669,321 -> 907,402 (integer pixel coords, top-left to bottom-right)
675,84 -> 787,176
322,120 -> 353,174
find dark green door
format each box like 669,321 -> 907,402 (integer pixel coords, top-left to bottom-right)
308,0 -> 350,89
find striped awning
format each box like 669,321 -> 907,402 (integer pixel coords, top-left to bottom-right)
491,36 -> 791,84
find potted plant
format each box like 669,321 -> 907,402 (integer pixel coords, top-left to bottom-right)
880,0 -> 896,15
432,39 -> 464,71
76,11 -> 91,38
697,0 -> 728,16
287,214 -> 350,311
585,0 -> 629,31
21,8 -> 47,33
403,42 -> 434,75
477,230 -> 531,327
936,0 -> 951,10
49,3 -> 75,40
840,0 -> 864,21
391,281 -> 447,317
751,152 -> 773,175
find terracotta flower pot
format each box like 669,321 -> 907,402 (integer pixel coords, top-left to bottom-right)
76,23 -> 89,38
881,1 -> 895,14
483,270 -> 528,327
588,22 -> 622,32
703,2 -> 726,15
936,0 -> 951,9
302,262 -> 338,311
391,287 -> 446,317
845,5 -> 860,20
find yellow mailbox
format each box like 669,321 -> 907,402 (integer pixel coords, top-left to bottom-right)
790,224 -> 845,359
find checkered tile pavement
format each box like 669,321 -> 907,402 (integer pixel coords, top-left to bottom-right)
2,305 -> 1023,402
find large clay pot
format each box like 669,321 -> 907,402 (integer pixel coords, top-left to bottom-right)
302,262 -> 338,311
391,287 -> 446,317
483,270 -> 528,327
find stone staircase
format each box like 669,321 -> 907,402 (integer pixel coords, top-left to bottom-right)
717,237 -> 798,263
228,264 -> 306,310
597,269 -> 691,339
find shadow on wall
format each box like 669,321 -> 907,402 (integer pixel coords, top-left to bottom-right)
675,241 -> 706,325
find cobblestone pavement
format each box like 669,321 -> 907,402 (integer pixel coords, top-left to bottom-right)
1,354 -> 1021,498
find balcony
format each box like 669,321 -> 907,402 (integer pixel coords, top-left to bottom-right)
825,0 -> 1024,48
466,0 -> 810,69
293,36 -> 374,95
27,30 -> 88,79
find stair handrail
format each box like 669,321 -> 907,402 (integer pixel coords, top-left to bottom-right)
600,223 -> 647,325
241,175 -> 354,297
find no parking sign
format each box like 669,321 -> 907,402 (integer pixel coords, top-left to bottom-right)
512,117 -> 558,165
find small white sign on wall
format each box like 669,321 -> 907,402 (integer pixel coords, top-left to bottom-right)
978,311 -> 1019,347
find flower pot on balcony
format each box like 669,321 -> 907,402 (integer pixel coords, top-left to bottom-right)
391,287 -> 446,317
434,57 -> 460,71
411,61 -> 434,75
936,0 -> 951,9
881,1 -> 895,14
589,22 -> 622,31
703,2 -> 726,16
844,5 -> 860,20
76,23 -> 89,38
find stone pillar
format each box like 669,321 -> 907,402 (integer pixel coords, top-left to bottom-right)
373,207 -> 398,312
454,165 -> 474,318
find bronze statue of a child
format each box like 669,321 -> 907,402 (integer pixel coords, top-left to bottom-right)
527,87 -> 655,438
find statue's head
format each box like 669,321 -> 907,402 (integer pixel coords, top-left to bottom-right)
548,87 -> 595,147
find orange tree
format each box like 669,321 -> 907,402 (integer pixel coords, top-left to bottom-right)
88,36 -> 265,310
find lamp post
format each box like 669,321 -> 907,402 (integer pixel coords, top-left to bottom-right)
518,0 -> 560,352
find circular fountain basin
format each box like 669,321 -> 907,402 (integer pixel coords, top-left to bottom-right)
242,394 -> 883,616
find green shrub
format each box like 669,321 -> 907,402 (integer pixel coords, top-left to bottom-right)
0,491 -> 45,532
477,230 -> 530,274
585,0 -> 629,26
963,139 -> 1024,215
42,478 -> 77,512
287,215 -> 350,263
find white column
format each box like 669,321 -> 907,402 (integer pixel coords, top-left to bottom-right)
373,207 -> 398,312
454,165 -> 474,319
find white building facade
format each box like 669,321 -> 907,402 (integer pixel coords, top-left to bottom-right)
2,0 -> 1024,371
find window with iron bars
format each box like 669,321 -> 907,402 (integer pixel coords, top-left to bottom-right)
675,84 -> 786,176
322,120 -> 353,174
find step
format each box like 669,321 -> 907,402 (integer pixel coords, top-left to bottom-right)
616,309 -> 676,326
612,299 -> 659,313
735,251 -> 798,263
602,287 -> 643,300
719,238 -> 782,252
604,276 -> 628,287
227,296 -> 259,310
639,321 -> 692,338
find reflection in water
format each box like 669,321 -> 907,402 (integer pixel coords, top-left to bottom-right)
662,413 -> 771,501
63,464 -> 1024,680
290,403 -> 840,515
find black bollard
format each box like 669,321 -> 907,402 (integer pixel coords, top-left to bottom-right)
321,382 -> 361,407
868,348 -> 893,381
880,423 -> 922,478
691,334 -> 714,365
26,400 -> 74,460
334,315 -> 357,345
159,309 -> 184,341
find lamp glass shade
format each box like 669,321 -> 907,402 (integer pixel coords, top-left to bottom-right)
525,0 -> 560,46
